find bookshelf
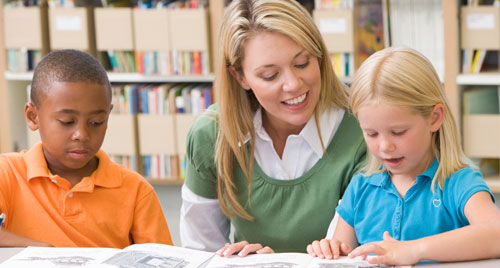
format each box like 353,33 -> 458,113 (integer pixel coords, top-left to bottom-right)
443,1 -> 500,193
0,0 -> 226,185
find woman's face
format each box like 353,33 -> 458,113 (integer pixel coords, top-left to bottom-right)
233,31 -> 321,134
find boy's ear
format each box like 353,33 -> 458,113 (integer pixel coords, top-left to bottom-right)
430,103 -> 445,132
228,66 -> 251,90
24,102 -> 40,131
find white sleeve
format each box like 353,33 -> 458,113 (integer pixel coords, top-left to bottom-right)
180,184 -> 231,251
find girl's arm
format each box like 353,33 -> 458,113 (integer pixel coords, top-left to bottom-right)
0,229 -> 52,247
307,216 -> 358,259
349,191 -> 500,265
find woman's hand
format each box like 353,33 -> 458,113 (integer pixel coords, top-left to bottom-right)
306,239 -> 352,259
216,241 -> 274,257
348,231 -> 419,266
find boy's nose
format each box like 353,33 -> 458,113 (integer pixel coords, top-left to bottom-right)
71,126 -> 90,142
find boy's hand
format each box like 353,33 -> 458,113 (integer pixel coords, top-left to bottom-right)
348,231 -> 419,266
306,239 -> 352,259
216,241 -> 274,257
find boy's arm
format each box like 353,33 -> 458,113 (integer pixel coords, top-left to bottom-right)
349,191 -> 500,265
131,188 -> 173,245
0,229 -> 52,247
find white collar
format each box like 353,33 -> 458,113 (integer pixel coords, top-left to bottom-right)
250,107 -> 342,157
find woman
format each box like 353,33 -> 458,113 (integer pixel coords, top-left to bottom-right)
180,0 -> 366,254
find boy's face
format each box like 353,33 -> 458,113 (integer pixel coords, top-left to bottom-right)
25,81 -> 112,175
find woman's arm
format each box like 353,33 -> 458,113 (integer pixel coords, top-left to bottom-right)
180,184 -> 231,251
349,191 -> 500,265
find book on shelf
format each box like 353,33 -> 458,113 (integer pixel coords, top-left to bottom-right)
389,0 -> 444,79
0,243 -> 409,268
462,86 -> 500,114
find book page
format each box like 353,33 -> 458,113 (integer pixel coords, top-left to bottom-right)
205,253 -> 313,268
0,246 -> 119,268
98,243 -> 214,268
309,256 -> 410,268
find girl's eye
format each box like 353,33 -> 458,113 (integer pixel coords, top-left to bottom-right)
58,120 -> 74,126
392,130 -> 407,136
263,73 -> 278,81
295,61 -> 309,69
365,132 -> 377,137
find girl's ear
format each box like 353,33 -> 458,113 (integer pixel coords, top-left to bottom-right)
430,103 -> 445,132
228,66 -> 251,90
24,102 -> 40,131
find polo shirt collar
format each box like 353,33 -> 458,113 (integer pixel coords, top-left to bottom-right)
252,107 -> 336,158
365,158 -> 440,187
25,143 -> 121,188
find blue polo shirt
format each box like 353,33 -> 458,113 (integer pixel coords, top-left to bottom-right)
336,159 -> 493,245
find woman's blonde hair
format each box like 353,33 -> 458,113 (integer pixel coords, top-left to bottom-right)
350,46 -> 469,191
214,0 -> 348,219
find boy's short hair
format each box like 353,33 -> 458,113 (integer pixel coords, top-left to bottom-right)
31,49 -> 111,107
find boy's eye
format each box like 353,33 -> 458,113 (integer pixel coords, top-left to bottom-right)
90,121 -> 104,127
365,131 -> 377,137
392,130 -> 407,136
263,73 -> 278,81
58,120 -> 74,126
295,61 -> 309,69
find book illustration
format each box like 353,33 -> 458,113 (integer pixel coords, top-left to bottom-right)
0,247 -> 118,268
101,250 -> 189,268
211,261 -> 297,268
0,244 -> 213,268
15,256 -> 94,267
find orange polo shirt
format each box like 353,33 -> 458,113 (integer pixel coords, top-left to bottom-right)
0,143 -> 172,248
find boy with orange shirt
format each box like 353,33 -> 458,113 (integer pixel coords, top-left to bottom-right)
0,50 -> 172,247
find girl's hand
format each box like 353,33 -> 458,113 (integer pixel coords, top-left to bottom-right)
306,239 -> 352,259
216,241 -> 274,257
348,231 -> 420,266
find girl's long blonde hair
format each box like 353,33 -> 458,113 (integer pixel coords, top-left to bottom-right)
215,0 -> 348,220
349,47 -> 469,191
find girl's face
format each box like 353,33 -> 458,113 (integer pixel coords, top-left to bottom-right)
232,31 -> 321,135
357,101 -> 444,180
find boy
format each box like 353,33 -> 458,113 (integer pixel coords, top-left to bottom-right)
0,50 -> 172,247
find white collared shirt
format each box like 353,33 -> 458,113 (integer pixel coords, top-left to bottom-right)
180,107 -> 345,251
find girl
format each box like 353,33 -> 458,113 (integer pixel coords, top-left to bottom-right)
307,47 -> 500,265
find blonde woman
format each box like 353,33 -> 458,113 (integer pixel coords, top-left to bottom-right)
307,47 -> 500,265
180,0 -> 366,254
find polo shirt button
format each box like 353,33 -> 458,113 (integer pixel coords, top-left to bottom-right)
68,192 -> 73,198
51,179 -> 57,183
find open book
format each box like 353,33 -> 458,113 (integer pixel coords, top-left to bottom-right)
0,243 -> 409,268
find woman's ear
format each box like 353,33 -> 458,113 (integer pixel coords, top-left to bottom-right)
24,102 -> 40,131
430,103 -> 445,132
228,66 -> 251,90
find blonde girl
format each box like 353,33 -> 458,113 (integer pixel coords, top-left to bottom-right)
307,47 -> 500,265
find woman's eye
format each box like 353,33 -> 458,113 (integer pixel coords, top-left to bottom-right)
295,61 -> 309,69
263,73 -> 278,81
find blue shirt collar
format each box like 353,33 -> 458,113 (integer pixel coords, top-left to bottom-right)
365,158 -> 439,187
